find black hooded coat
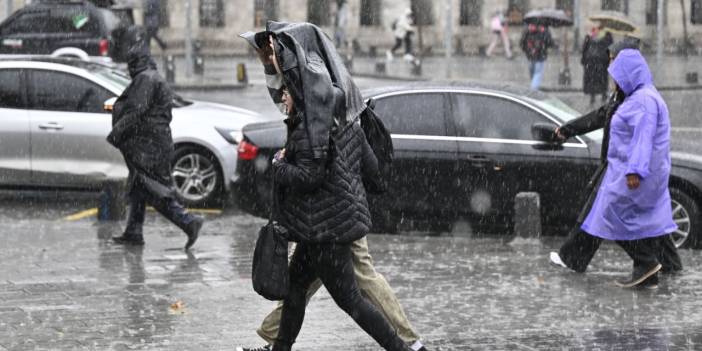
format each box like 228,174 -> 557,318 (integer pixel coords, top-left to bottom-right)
107,26 -> 175,197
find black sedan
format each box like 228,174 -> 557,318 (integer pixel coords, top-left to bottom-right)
233,83 -> 702,248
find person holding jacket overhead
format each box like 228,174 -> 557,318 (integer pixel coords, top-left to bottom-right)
242,22 -> 413,351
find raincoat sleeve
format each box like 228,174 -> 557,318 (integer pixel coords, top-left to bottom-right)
107,74 -> 155,147
264,64 -> 286,114
559,104 -> 607,138
273,150 -> 326,192
622,102 -> 656,179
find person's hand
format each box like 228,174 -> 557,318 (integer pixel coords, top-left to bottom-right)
256,35 -> 275,65
626,174 -> 640,190
272,148 -> 286,164
554,127 -> 566,142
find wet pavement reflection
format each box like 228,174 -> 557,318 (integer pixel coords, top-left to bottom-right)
1,195 -> 702,350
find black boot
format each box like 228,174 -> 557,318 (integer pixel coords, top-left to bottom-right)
112,233 -> 145,245
616,262 -> 662,288
184,216 -> 204,250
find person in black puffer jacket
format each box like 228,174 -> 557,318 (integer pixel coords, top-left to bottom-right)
252,21 -> 412,351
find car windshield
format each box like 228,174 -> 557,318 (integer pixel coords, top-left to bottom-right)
525,96 -> 604,142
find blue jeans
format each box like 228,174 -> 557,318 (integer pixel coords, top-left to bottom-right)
529,60 -> 545,91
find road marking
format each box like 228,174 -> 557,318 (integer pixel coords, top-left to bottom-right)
63,207 -> 222,221
64,208 -> 98,221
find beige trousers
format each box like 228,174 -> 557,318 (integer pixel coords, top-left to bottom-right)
256,237 -> 420,344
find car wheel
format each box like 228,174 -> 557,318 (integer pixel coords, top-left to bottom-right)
172,146 -> 223,207
669,187 -> 701,249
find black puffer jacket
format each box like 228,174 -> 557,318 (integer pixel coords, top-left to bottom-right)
274,115 -> 378,244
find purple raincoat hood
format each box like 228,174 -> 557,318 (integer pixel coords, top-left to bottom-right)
608,49 -> 653,96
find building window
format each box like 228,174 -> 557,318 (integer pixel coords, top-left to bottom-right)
411,0 -> 434,26
601,0 -> 628,14
646,0 -> 667,25
555,0 -> 574,17
159,0 -> 169,27
506,0 -> 529,25
360,0 -> 381,26
200,0 -> 224,27
308,0 -> 331,26
692,0 -> 702,24
254,0 -> 278,27
459,0 -> 482,26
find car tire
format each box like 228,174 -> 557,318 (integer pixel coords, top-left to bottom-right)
171,146 -> 223,208
669,187 -> 701,249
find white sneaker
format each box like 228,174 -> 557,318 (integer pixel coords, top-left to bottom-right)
386,50 -> 394,61
403,53 -> 415,62
549,251 -> 567,269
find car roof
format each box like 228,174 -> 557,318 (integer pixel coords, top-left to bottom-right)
0,56 -> 117,71
362,81 -> 553,102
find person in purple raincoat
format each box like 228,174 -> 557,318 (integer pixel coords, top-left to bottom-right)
555,48 -> 678,288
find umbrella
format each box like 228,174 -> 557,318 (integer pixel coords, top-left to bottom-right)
588,11 -> 639,34
523,9 -> 573,27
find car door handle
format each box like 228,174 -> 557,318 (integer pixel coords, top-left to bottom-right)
38,123 -> 64,131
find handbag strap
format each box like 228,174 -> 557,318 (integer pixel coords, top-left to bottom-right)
269,181 -> 279,224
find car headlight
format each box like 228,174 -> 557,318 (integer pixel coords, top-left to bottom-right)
215,127 -> 243,145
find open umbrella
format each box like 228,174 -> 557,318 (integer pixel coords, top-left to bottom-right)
588,11 -> 639,34
523,8 -> 573,27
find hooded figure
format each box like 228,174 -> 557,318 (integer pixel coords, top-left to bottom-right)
550,45 -> 682,286
107,26 -> 203,249
581,49 -> 677,241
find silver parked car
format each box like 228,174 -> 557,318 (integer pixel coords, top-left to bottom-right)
0,57 -> 272,206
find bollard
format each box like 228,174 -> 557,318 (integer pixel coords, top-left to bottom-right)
686,72 -> 698,84
374,61 -> 386,75
513,192 -> 541,238
98,180 -> 126,221
193,39 -> 204,75
236,63 -> 248,84
411,60 -> 422,76
164,55 -> 175,84
558,68 -> 571,86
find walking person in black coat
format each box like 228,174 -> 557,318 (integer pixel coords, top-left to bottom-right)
107,26 -> 203,249
249,21 -> 412,351
581,26 -> 612,105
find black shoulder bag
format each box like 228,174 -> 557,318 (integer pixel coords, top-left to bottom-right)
251,183 -> 290,301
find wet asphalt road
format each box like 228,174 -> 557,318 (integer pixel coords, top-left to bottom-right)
1,192 -> 702,351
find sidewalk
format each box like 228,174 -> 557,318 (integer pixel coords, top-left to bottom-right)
2,210 -> 702,350
160,53 -> 702,92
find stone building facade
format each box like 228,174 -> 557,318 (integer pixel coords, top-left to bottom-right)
2,0 -> 702,55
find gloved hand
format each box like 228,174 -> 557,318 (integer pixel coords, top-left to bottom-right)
272,148 -> 286,165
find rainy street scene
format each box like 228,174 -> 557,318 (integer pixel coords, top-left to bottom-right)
2,0 -> 702,350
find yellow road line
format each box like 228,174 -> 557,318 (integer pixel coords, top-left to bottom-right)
63,207 -> 222,221
63,208 -> 99,221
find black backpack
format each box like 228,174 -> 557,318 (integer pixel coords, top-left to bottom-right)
360,99 -> 394,193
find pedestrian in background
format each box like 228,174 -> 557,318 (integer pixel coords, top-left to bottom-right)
144,0 -> 167,51
386,8 -> 418,63
334,0 -> 349,49
107,26 -> 203,249
520,23 -> 554,90
581,25 -> 613,105
550,46 -> 681,288
485,10 -> 512,59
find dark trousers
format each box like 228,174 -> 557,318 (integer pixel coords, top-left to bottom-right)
124,179 -> 195,236
390,35 -> 412,55
274,243 -> 409,351
558,228 -> 683,273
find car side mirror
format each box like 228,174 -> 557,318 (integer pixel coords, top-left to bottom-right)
531,122 -> 563,151
103,97 -> 117,112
